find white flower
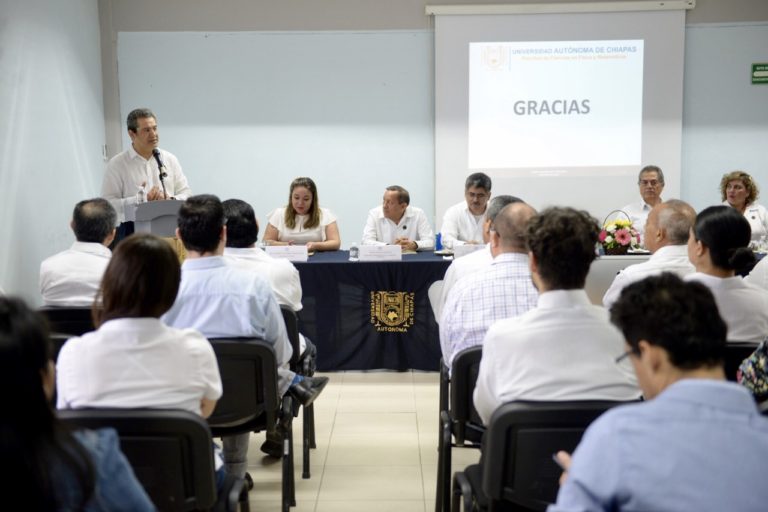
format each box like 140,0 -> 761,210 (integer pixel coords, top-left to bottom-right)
607,225 -> 617,233
604,235 -> 613,244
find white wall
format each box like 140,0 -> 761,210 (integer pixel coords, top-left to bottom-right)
115,30 -> 434,243
681,22 -> 768,211
0,0 -> 105,303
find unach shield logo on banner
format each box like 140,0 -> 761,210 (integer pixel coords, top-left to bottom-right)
370,291 -> 415,332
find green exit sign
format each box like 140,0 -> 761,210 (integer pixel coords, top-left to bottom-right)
753,63 -> 768,84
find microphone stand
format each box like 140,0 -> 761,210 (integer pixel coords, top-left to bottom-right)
152,149 -> 169,199
159,168 -> 168,200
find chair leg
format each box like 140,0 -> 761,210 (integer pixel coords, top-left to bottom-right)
307,402 -> 316,449
438,410 -> 453,512
452,472 -> 473,512
302,404 -> 311,479
281,398 -> 296,512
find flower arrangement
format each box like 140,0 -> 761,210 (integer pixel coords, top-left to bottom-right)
599,218 -> 640,255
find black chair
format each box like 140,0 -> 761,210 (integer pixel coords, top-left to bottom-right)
58,408 -> 234,512
39,306 -> 95,336
280,305 -> 318,479
50,332 -> 71,362
724,341 -> 760,381
436,346 -> 485,512
207,337 -> 295,512
452,400 -> 631,512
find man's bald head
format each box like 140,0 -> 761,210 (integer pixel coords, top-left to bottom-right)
645,199 -> 696,252
491,202 -> 537,254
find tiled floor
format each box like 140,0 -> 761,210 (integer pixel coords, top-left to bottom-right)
242,370 -> 481,512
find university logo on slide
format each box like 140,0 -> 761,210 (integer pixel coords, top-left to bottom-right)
370,291 -> 415,332
481,45 -> 508,70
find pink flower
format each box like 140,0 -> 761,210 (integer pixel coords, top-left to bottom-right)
599,230 -> 608,242
615,228 -> 631,245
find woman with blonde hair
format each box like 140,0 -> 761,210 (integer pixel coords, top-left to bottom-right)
720,170 -> 768,243
263,177 -> 341,251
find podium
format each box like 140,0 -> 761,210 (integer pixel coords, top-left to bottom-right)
134,200 -> 182,237
133,201 -> 186,261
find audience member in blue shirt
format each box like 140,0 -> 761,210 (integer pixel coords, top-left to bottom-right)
550,273 -> 768,512
0,296 -> 154,511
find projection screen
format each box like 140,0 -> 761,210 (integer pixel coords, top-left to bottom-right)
431,2 -> 692,226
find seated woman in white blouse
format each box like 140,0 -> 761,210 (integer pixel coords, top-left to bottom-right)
263,177 -> 341,252
720,170 -> 768,244
686,205 -> 768,343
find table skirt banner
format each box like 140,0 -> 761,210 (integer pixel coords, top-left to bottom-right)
295,251 -> 451,371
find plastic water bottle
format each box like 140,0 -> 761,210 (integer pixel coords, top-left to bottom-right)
435,232 -> 443,251
349,242 -> 359,261
136,183 -> 147,204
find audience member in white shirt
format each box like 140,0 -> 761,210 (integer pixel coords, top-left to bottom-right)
719,170 -> 768,244
263,177 -> 341,251
39,198 -> 116,307
433,195 -> 523,322
686,205 -> 768,343
223,198 -> 309,354
440,172 -> 492,250
620,165 -> 665,243
362,185 -> 434,251
602,199 -> 696,309
224,198 -> 302,311
473,207 -> 640,425
745,256 -> 768,292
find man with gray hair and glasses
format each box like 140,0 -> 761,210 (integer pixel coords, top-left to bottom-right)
620,165 -> 665,241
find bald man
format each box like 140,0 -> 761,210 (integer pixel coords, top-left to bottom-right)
602,199 -> 696,308
439,202 -> 538,369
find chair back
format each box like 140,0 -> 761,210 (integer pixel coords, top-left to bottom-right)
724,341 -> 760,382
207,338 -> 280,436
58,408 -> 217,511
279,306 -> 302,367
450,346 -> 484,443
482,400 -> 630,511
39,306 -> 95,336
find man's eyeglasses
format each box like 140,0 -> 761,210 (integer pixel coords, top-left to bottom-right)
638,180 -> 660,187
615,349 -> 638,364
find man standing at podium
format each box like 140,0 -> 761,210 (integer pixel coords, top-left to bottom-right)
101,108 -> 192,240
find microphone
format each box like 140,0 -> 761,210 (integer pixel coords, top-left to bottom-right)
152,149 -> 168,179
152,148 -> 169,199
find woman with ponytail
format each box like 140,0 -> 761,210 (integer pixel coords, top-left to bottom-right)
686,205 -> 768,342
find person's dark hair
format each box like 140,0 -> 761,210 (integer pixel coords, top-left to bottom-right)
0,297 -> 95,509
95,233 -> 180,326
71,198 -> 116,243
692,205 -> 754,271
285,177 -> 320,230
719,170 -> 759,205
526,207 -> 599,289
638,165 -> 664,185
177,194 -> 225,253
610,273 -> 726,370
486,195 -> 523,222
223,199 -> 259,248
465,172 -> 492,192
386,185 -> 410,205
126,108 -> 156,133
